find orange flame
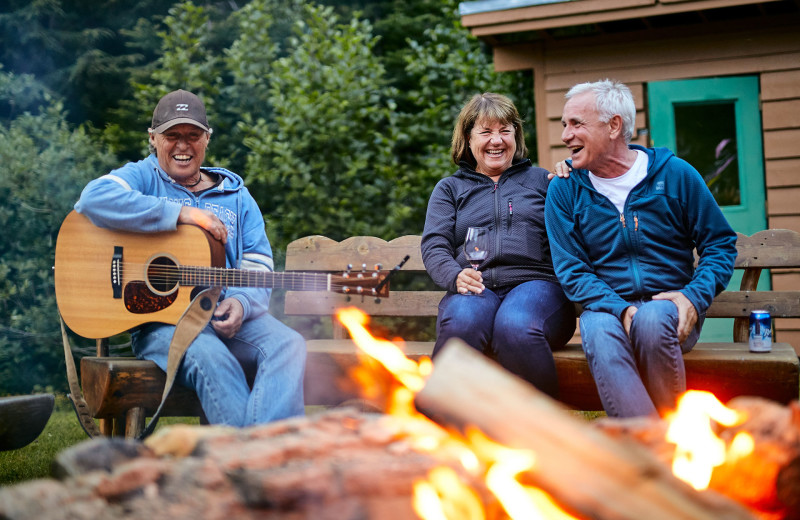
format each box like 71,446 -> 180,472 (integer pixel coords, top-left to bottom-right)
336,308 -> 579,520
665,390 -> 753,490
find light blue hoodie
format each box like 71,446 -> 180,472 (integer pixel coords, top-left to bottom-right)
75,154 -> 274,320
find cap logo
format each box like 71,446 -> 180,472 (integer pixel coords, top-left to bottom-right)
151,90 -> 210,133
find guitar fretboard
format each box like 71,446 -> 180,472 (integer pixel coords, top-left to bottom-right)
179,267 -> 330,291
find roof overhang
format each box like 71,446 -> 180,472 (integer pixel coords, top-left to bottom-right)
459,0 -> 787,39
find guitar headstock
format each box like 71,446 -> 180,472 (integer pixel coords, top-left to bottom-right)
331,264 -> 390,298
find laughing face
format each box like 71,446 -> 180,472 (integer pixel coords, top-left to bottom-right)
469,119 -> 516,178
561,91 -> 613,173
149,123 -> 210,181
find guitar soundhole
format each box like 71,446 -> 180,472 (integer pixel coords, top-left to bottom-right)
146,255 -> 180,296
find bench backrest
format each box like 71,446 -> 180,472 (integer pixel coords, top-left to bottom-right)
284,230 -> 800,342
284,235 -> 437,339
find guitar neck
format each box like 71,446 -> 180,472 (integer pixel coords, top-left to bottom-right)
180,267 -> 329,291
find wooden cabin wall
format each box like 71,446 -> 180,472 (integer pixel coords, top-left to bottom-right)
762,69 -> 800,350
493,17 -> 800,352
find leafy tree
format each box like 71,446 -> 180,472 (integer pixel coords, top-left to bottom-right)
221,0 -> 307,172
0,72 -> 119,394
243,4 -> 400,249
103,2 -> 228,162
0,0 -> 539,364
0,0 -> 174,128
387,0 -> 535,235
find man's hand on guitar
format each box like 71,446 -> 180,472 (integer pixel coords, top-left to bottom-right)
212,298 -> 244,338
179,206 -> 228,244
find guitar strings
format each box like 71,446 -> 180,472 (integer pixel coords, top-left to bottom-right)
87,261 -> 373,290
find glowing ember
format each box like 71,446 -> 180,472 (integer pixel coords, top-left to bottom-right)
665,390 -> 753,490
413,466 -> 485,520
336,308 -> 579,520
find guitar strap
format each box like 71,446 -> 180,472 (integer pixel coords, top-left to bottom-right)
60,286 -> 221,440
60,316 -> 103,438
138,286 -> 221,440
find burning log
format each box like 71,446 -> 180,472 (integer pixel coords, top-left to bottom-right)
712,397 -> 800,519
414,339 -> 757,520
0,409 -> 485,520
593,397 -> 800,520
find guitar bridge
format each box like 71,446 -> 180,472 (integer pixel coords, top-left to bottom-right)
111,246 -> 122,299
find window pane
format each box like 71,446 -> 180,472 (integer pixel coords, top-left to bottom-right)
674,102 -> 740,206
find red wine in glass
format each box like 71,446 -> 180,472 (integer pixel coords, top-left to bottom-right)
464,227 -> 489,270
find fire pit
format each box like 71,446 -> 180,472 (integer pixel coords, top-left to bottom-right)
1,308 -> 798,520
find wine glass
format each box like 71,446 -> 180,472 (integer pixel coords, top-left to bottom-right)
463,227 -> 489,271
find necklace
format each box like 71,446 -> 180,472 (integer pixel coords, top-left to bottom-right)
180,173 -> 203,188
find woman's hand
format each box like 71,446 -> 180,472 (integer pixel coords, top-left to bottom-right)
456,268 -> 484,295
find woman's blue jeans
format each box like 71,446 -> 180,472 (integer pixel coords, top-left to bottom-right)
434,279 -> 576,397
132,312 -> 306,427
579,299 -> 703,418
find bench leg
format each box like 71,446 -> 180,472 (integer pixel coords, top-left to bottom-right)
124,407 -> 146,439
99,418 -> 113,437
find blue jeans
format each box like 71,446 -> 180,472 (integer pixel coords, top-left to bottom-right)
132,312 -> 306,426
434,280 -> 576,397
580,299 -> 703,418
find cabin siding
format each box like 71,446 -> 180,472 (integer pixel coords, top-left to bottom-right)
762,69 -> 800,351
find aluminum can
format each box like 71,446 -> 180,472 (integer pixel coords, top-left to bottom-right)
749,310 -> 772,353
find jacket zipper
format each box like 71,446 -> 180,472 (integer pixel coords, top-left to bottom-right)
492,183 -> 501,288
620,210 -> 644,294
508,199 -> 513,232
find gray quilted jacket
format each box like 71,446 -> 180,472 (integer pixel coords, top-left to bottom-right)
421,159 -> 559,293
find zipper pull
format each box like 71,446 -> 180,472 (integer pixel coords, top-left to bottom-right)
508,199 -> 513,228
620,214 -> 626,228
634,214 -> 639,231
493,183 -> 498,192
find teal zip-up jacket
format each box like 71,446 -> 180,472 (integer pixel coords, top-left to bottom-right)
544,145 -> 737,320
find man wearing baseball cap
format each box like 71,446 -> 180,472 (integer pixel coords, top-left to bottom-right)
74,89 -> 306,427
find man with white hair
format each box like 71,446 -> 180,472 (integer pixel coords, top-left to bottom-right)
545,79 -> 737,417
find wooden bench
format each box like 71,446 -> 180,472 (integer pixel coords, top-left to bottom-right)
288,231 -> 800,410
78,230 -> 800,438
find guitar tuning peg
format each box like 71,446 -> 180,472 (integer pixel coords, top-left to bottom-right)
361,263 -> 367,272
374,263 -> 382,271
346,263 -> 353,272
374,297 -> 381,304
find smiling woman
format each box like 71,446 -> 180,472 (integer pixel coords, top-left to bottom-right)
421,92 -> 576,399
468,120 -> 516,179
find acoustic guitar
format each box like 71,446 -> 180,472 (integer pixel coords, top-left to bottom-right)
54,210 -> 388,339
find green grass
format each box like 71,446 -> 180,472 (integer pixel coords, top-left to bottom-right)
0,395 -> 198,486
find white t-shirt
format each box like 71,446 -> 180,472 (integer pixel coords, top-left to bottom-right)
588,150 -> 648,214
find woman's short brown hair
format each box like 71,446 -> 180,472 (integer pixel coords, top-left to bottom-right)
451,92 -> 528,167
